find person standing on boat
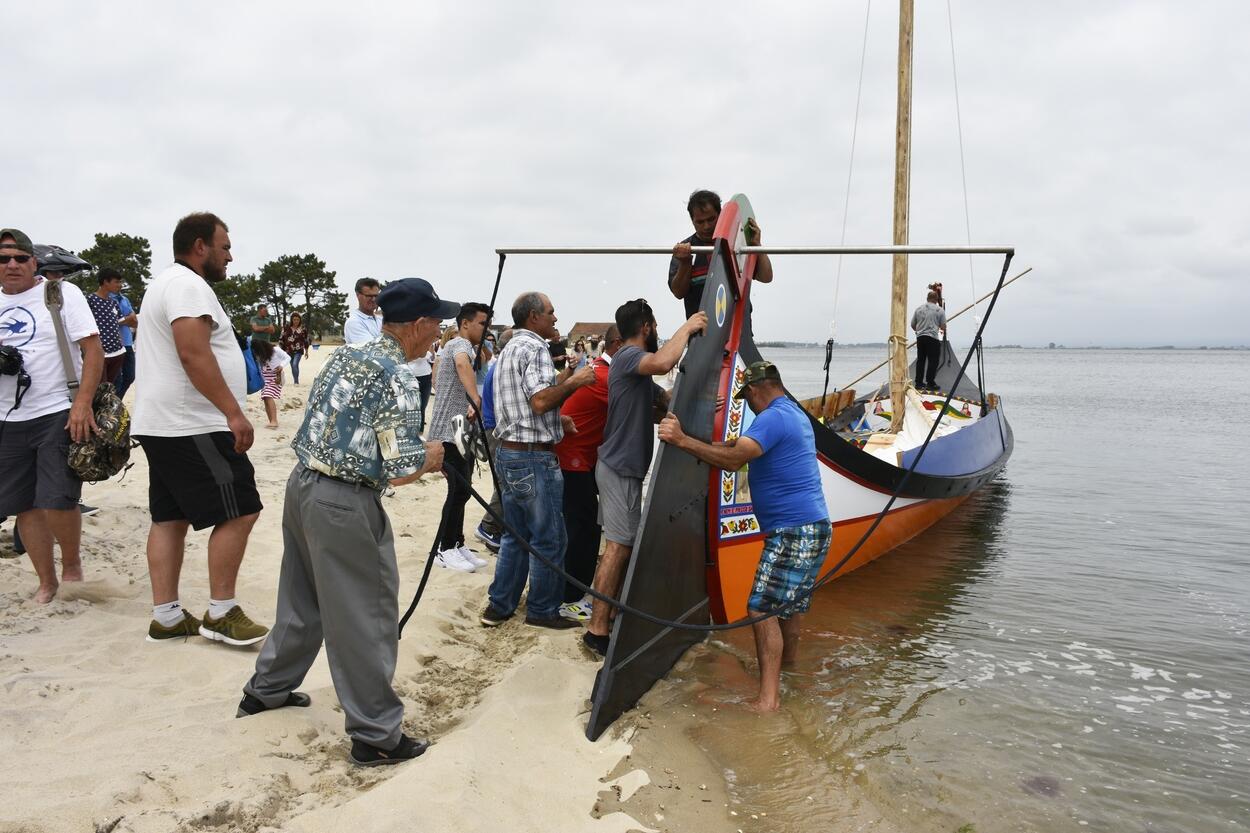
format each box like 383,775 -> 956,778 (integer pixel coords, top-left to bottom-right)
658,360 -> 830,712
668,189 -> 774,318
581,300 -> 700,656
240,277 -> 454,766
910,289 -> 947,392
479,291 -> 595,630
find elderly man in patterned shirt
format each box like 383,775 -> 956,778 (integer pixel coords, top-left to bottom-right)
239,277 -> 457,767
480,291 -> 595,629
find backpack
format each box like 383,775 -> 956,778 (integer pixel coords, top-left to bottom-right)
237,331 -> 263,394
43,280 -> 134,482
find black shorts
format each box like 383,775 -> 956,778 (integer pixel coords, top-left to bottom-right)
136,433 -> 263,530
0,410 -> 83,515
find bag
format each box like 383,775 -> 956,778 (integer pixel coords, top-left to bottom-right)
43,280 -> 134,482
242,335 -> 263,395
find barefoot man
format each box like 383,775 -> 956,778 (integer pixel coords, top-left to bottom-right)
658,361 -> 830,711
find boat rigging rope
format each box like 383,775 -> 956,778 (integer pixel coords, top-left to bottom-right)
831,0 -> 874,344
946,0 -> 979,317
399,251 -> 1015,636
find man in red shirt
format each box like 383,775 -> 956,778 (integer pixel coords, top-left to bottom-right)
553,325 -> 622,620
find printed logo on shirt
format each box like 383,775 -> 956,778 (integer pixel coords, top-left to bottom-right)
0,305 -> 36,347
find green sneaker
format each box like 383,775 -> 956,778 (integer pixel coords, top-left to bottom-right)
199,605 -> 269,647
146,610 -> 202,643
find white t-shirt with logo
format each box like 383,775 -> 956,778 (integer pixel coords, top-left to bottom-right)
0,279 -> 99,422
132,262 -> 246,436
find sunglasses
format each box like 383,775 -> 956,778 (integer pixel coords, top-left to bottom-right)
0,254 -> 33,265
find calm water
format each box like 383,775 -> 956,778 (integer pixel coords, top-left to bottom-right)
651,347 -> 1250,832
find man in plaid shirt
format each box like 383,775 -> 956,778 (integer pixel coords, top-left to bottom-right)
481,291 -> 595,629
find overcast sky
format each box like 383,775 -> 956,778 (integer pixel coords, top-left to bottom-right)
6,0 -> 1247,347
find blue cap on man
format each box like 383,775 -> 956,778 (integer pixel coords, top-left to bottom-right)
378,278 -> 461,323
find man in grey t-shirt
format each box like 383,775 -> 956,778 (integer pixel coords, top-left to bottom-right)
428,302 -> 492,572
910,290 -> 948,392
582,299 -> 706,657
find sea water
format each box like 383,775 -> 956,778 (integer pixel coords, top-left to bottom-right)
653,346 -> 1249,832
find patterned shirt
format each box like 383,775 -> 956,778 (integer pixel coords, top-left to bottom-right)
428,336 -> 475,443
492,328 -> 563,444
291,333 -> 427,490
85,291 -> 124,357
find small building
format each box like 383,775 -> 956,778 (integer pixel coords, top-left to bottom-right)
566,322 -> 615,346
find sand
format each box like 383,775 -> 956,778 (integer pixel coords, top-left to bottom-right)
0,346 -> 741,833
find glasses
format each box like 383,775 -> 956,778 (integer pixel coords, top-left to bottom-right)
0,254 -> 33,265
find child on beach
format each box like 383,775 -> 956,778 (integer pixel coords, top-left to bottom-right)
250,339 -> 290,429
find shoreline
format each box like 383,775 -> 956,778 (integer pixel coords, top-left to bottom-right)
0,346 -> 744,833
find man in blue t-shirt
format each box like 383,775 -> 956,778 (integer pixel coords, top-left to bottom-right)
659,360 -> 830,712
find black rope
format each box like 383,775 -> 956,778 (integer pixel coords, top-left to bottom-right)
398,503 -> 449,637
400,251 -> 1014,633
817,335 -> 836,420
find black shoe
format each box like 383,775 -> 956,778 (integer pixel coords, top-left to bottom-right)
79,502 -> 100,517
582,631 -> 609,657
350,733 -> 429,767
480,604 -> 511,627
236,691 -> 312,717
524,614 -> 581,631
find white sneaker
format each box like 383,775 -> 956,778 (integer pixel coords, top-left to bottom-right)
436,548 -> 475,573
458,545 -> 488,568
559,597 -> 593,622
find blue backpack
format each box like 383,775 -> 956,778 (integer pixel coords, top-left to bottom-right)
242,335 -> 263,394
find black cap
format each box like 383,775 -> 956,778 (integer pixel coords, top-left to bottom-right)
378,278 -> 460,323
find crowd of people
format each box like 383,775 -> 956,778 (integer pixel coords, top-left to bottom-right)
0,188 -> 837,763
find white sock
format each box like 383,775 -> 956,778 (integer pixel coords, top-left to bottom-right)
153,601 -> 184,627
208,598 -> 237,619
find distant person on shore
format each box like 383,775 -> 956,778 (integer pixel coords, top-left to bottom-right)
428,301 -> 492,573
409,339 -> 434,428
250,338 -> 289,429
910,289 -> 947,392
132,212 -> 268,646
551,324 -> 622,623
658,361 -> 830,712
343,278 -> 381,344
240,277 -> 455,767
0,228 -> 103,603
581,302 -> 700,656
249,304 -> 275,343
87,269 -> 127,384
473,328 -> 514,554
480,292 -> 595,630
106,268 -> 139,399
669,189 -> 773,318
279,311 -> 309,385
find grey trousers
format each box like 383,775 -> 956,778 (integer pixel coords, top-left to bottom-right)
244,464 -> 403,748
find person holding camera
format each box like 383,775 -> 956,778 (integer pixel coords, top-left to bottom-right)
0,228 -> 104,603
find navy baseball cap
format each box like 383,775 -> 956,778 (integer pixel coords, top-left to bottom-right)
378,278 -> 460,323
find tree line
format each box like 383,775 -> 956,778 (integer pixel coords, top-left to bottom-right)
66,232 -> 348,339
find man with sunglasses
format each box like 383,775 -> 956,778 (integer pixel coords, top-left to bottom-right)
0,228 -> 103,603
343,278 -> 382,344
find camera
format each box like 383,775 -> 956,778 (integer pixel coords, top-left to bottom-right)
0,344 -> 24,376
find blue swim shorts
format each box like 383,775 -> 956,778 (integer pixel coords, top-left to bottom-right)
747,520 -> 833,617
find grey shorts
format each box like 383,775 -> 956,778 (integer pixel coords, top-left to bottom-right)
595,459 -> 642,545
0,410 -> 83,515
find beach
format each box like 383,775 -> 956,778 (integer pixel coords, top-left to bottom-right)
0,345 -> 736,833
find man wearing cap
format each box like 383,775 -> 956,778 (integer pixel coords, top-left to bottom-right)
0,228 -> 103,603
239,277 -> 454,767
658,360 -> 830,712
133,212 -> 268,646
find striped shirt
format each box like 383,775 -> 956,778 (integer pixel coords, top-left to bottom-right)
492,328 -> 563,444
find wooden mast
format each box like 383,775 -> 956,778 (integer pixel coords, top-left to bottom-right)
889,0 -> 914,432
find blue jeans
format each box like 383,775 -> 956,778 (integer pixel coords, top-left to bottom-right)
487,448 -> 566,619
289,350 -> 303,384
115,347 -> 136,400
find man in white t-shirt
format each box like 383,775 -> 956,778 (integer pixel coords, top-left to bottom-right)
132,212 -> 268,647
343,277 -> 382,344
0,228 -> 104,604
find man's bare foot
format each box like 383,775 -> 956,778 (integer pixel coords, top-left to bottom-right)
265,424 -> 278,429
34,583 -> 58,604
746,696 -> 780,713
62,564 -> 84,582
